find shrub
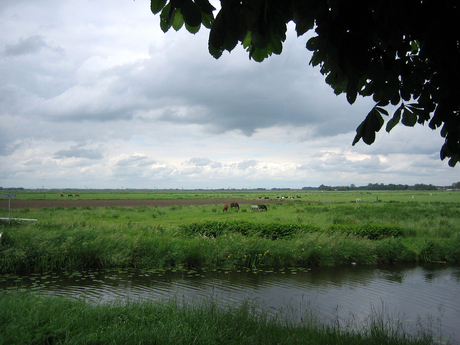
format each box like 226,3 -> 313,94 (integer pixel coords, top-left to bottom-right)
376,238 -> 415,263
329,224 -> 403,240
179,221 -> 321,240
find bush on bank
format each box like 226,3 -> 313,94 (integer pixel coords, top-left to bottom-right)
180,220 -> 404,240
1,218 -> 459,274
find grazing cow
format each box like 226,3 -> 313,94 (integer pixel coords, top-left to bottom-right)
60,194 -> 64,197
68,194 -> 73,197
75,194 -> 80,197
258,204 -> 268,212
222,204 -> 228,212
356,198 -> 362,203
230,202 -> 239,210
250,205 -> 259,211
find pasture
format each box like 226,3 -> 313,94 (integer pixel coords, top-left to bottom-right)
1,188 -> 457,203
1,190 -> 458,344
1,189 -> 459,274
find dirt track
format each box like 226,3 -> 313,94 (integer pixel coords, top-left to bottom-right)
0,198 -> 277,209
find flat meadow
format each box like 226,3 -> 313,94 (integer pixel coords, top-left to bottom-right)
1,189 -> 459,345
1,189 -> 459,273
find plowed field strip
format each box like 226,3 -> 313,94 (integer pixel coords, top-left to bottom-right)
1,199 -> 276,209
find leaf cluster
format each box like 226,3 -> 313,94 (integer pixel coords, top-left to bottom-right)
151,0 -> 460,166
328,223 -> 403,240
179,220 -> 321,239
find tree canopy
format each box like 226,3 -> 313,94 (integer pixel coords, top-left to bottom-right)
150,0 -> 460,166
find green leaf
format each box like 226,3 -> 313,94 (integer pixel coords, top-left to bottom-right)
386,105 -> 403,132
208,43 -> 223,59
151,0 -> 167,14
181,0 -> 202,27
222,33 -> 238,52
185,23 -> 200,34
269,36 -> 283,55
295,17 -> 314,36
251,30 -> 270,49
369,108 -> 384,132
194,0 -> 215,14
352,122 -> 365,146
346,79 -> 358,104
401,108 -> 417,126
408,104 -> 430,124
208,11 -> 226,54
242,31 -> 251,49
440,143 -> 450,160
160,3 -> 173,32
306,36 -> 319,51
201,12 -> 214,29
352,106 -> 384,146
310,51 -> 323,67
250,46 -> 269,62
429,103 -> 445,129
375,107 -> 389,116
172,10 -> 184,31
363,127 -> 376,145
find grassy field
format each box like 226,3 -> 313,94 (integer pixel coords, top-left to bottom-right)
1,190 -> 457,345
1,188 -> 459,203
1,190 -> 459,273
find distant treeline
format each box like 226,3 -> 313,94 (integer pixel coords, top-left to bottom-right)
310,183 -> 439,191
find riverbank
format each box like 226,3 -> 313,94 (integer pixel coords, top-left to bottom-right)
2,197 -> 460,273
1,196 -> 458,344
1,215 -> 458,274
0,292 -> 437,345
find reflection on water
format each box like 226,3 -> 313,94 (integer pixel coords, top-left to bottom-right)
1,263 -> 459,343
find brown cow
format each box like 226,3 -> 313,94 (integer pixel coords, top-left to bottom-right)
230,202 -> 239,210
222,204 -> 229,212
257,204 -> 268,212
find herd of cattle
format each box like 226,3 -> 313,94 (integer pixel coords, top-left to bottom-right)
258,196 -> 299,200
222,203 -> 267,212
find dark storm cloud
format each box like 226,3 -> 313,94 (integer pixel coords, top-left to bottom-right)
187,157 -> 212,166
54,147 -> 104,159
3,35 -> 62,56
22,158 -> 42,166
116,155 -> 155,167
237,160 -> 258,170
187,157 -> 222,168
137,39 -> 372,139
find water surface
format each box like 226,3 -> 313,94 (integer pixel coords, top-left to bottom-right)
2,263 -> 459,343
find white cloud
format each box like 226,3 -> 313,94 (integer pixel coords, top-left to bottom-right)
0,0 -> 458,190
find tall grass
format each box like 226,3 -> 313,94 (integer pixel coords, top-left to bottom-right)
0,292 -> 435,345
1,200 -> 459,274
1,220 -> 458,274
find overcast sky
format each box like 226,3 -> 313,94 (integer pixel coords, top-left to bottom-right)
0,0 -> 457,190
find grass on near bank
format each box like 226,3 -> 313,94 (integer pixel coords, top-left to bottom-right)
1,194 -> 459,273
0,292 -> 436,345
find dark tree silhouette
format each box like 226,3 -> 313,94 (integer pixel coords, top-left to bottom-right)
151,0 -> 460,166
